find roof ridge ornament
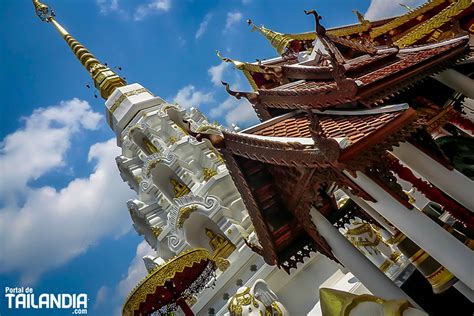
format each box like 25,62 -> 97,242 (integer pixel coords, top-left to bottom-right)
304,10 -> 346,80
31,0 -> 126,99
221,81 -> 259,104
247,19 -> 294,55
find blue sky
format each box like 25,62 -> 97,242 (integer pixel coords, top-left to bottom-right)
0,0 -> 425,315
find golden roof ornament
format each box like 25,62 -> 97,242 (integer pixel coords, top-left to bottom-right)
247,19 -> 295,55
31,0 -> 126,99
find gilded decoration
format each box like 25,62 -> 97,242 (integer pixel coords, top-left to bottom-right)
394,0 -> 472,47
214,256 -> 231,271
122,248 -> 213,315
228,287 -> 260,316
176,205 -> 198,228
426,266 -> 456,292
319,288 -> 413,316
151,226 -> 163,238
370,0 -> 446,39
206,228 -> 236,259
143,136 -> 159,154
171,178 -> 191,198
211,147 -> 225,165
203,168 -> 218,181
109,87 -> 150,114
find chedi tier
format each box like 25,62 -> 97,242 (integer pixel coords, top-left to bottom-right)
32,0 -> 473,315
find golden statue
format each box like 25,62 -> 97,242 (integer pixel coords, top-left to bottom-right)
170,178 -> 190,198
205,228 -> 236,259
143,137 -> 159,154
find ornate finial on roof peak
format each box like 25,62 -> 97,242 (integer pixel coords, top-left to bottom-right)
304,9 -> 326,36
246,18 -> 291,55
352,10 -> 366,24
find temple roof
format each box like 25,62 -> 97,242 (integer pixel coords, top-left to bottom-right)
225,35 -> 469,114
224,1 -> 472,91
246,0 -> 472,56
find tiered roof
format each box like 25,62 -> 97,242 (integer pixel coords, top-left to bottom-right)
210,7 -> 473,271
223,0 -> 472,92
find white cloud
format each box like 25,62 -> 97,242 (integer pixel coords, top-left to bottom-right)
172,85 -> 213,109
208,62 -> 231,86
94,240 -> 154,315
195,13 -> 213,39
93,286 -> 110,310
225,99 -> 259,127
365,0 -> 426,20
117,241 -> 155,299
209,96 -> 258,127
134,0 -> 172,21
96,0 -> 119,14
0,98 -> 101,205
177,36 -> 186,47
224,11 -> 243,32
0,99 -> 134,283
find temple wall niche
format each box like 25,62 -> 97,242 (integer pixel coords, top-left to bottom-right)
182,212 -> 223,252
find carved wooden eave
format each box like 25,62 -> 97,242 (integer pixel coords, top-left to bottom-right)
221,131 -> 339,168
221,148 -> 337,272
357,35 -> 470,106
245,104 -> 421,169
221,151 -> 279,266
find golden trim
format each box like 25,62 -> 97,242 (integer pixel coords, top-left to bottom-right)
345,222 -> 372,235
151,226 -> 162,238
409,249 -> 430,266
394,0 -> 472,47
386,232 -> 406,245
109,87 -> 150,114
370,0 -> 446,38
426,266 -> 456,291
171,178 -> 191,198
177,205 -> 198,228
122,248 -> 213,316
379,259 -> 392,273
319,288 -> 413,316
203,168 -> 218,181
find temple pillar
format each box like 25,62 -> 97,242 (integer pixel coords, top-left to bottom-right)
454,281 -> 474,303
310,208 -> 417,306
391,142 -> 474,211
432,68 -> 474,99
344,171 -> 474,289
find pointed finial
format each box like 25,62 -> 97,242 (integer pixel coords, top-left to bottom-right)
216,50 -> 232,63
221,81 -> 258,103
246,18 -> 291,55
31,0 -> 125,99
304,9 -> 326,36
399,3 -> 413,11
352,10 -> 366,24
216,50 -> 248,70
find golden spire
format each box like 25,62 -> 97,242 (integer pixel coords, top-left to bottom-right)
32,0 -> 126,99
247,19 -> 294,55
